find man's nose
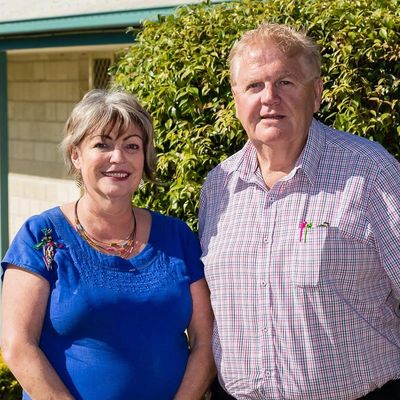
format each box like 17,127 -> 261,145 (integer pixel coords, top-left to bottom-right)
261,84 -> 280,105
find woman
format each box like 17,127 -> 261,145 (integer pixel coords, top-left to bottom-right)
1,89 -> 215,399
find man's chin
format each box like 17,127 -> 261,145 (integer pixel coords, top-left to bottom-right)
250,127 -> 286,144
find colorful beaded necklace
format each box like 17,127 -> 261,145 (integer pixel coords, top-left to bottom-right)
74,199 -> 137,258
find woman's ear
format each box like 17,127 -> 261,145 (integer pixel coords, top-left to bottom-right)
70,146 -> 81,169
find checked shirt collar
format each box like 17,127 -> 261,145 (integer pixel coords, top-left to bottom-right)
229,118 -> 326,187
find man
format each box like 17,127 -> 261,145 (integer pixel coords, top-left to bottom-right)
199,22 -> 400,400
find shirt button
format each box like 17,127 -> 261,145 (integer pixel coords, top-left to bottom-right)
262,327 -> 270,334
265,371 -> 271,378
260,280 -> 267,287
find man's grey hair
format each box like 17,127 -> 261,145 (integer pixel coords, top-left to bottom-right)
229,22 -> 321,85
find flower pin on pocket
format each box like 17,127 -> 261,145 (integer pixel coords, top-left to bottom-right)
299,220 -> 313,243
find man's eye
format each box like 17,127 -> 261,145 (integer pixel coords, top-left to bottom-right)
246,82 -> 262,90
279,80 -> 292,86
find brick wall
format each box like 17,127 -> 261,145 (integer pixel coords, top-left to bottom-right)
8,51 -> 89,180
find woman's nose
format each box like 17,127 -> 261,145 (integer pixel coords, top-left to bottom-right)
110,148 -> 125,163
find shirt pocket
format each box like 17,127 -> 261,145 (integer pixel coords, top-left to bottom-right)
290,228 -> 329,287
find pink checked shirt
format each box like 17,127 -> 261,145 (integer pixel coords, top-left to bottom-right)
199,119 -> 400,400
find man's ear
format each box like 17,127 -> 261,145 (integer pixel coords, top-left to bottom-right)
232,87 -> 239,119
70,147 -> 81,169
313,77 -> 323,113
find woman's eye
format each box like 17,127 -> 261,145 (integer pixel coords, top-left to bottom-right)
127,143 -> 140,150
94,142 -> 108,149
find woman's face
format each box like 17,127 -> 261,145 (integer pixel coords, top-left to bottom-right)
71,122 -> 145,201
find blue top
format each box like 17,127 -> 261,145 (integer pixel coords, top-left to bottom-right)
1,207 -> 204,400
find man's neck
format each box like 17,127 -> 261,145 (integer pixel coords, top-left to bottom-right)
254,140 -> 305,189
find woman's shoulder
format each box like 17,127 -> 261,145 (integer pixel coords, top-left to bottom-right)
22,207 -> 62,233
2,207 -> 65,279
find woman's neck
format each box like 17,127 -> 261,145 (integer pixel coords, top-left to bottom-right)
76,195 -> 135,242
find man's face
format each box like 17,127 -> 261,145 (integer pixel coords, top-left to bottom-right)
231,41 -> 323,152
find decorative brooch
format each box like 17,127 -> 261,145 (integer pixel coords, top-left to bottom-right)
34,228 -> 63,271
299,220 -> 313,243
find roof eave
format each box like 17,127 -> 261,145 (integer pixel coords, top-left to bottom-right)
0,7 -> 177,36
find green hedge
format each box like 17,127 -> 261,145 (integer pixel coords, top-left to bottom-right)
0,356 -> 21,400
113,0 -> 399,230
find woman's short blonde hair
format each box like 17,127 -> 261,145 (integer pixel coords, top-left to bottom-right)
59,89 -> 156,184
229,22 -> 321,85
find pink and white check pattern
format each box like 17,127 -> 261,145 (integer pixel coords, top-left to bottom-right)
199,119 -> 400,400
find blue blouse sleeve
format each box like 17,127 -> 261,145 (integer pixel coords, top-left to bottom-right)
152,212 -> 205,284
180,221 -> 205,284
1,212 -> 57,281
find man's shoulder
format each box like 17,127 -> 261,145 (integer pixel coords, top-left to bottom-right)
205,143 -> 249,182
319,121 -> 395,164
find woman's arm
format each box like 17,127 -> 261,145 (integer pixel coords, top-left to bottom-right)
1,266 -> 74,400
174,278 -> 216,400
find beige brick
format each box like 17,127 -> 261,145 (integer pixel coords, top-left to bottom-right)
9,139 -> 34,160
10,120 -> 44,140
44,181 -> 58,203
33,141 -> 60,163
46,61 -> 79,81
33,141 -> 47,162
33,62 -> 46,81
16,103 -> 34,120
33,103 -> 47,120
26,122 -> 47,141
56,180 -> 80,203
7,63 -> 17,81
8,140 -> 19,157
46,143 -> 59,163
60,166 -> 74,180
55,149 -> 64,164
56,102 -> 74,122
79,81 -> 89,98
8,82 -> 29,101
16,196 -> 27,215
9,159 -> 66,178
8,121 -> 22,139
9,215 -> 25,240
30,121 -> 63,142
38,82 -> 80,102
41,162 -> 65,179
79,59 -> 89,80
8,196 -> 19,214
8,179 -> 23,197
8,62 -> 30,81
28,198 -> 40,215
7,101 -> 15,119
45,103 -> 57,121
